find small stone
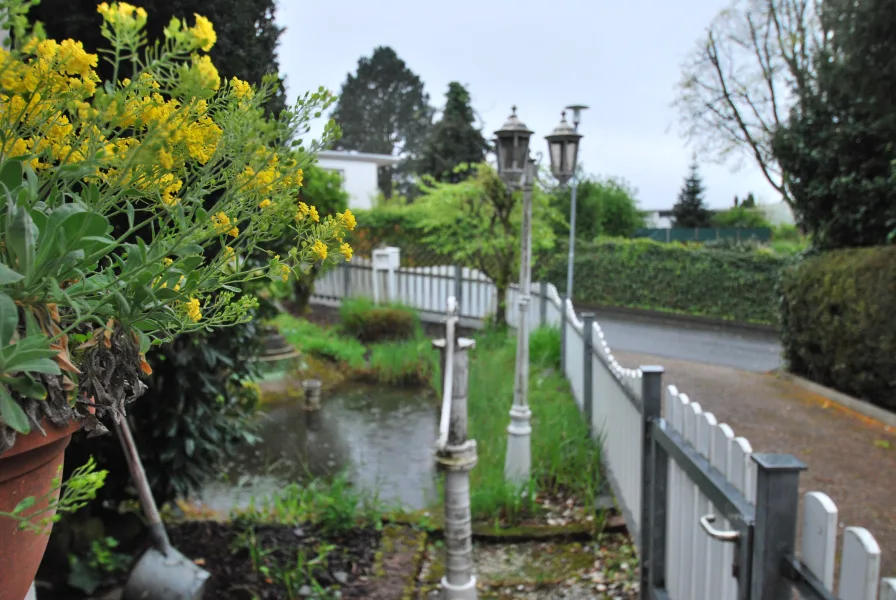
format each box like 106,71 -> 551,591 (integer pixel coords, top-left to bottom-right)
292,527 -> 305,537
596,583 -> 608,592
333,571 -> 349,584
298,585 -> 313,596
517,585 -> 525,591
620,562 -> 630,571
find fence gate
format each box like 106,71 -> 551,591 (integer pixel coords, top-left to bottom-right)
639,370 -> 807,600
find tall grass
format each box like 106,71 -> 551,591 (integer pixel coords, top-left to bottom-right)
465,326 -> 601,525
273,314 -> 365,368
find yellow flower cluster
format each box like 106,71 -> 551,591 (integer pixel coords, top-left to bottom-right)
97,2 -> 148,29
339,243 -> 353,261
312,240 -> 328,260
230,77 -> 254,101
185,297 -> 202,322
338,209 -> 357,231
211,212 -> 239,237
295,201 -> 319,223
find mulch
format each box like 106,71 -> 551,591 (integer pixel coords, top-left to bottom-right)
166,521 -> 381,599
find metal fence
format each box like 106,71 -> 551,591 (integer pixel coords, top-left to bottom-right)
635,227 -> 772,243
309,258 -> 895,600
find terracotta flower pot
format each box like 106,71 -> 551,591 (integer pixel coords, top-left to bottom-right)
0,420 -> 81,600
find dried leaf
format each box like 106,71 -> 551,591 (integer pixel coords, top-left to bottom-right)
61,376 -> 75,392
50,341 -> 81,374
46,303 -> 60,324
139,355 -> 153,376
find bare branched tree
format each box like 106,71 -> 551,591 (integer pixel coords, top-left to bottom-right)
675,0 -> 823,206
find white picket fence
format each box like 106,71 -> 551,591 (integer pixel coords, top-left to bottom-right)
309,258 -> 895,600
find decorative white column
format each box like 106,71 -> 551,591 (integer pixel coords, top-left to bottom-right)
504,163 -> 534,485
434,312 -> 478,600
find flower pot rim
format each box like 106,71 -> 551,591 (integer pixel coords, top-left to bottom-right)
0,420 -> 83,460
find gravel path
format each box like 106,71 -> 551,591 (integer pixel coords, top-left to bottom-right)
616,350 -> 896,578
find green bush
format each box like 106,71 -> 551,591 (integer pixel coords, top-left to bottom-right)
539,238 -> 786,324
778,246 -> 896,409
368,338 -> 438,387
273,314 -> 366,368
338,297 -> 420,344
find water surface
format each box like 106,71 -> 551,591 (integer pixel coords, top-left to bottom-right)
197,384 -> 439,513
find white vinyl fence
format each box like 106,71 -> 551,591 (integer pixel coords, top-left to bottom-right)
309,257 -> 895,600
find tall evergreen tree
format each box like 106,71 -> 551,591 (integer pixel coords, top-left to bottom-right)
672,161 -> 712,228
28,0 -> 286,114
331,46 -> 433,197
773,0 -> 896,249
420,82 -> 488,183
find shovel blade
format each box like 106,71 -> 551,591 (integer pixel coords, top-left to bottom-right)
123,547 -> 209,600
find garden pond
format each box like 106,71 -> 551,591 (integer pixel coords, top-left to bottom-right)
195,383 -> 440,514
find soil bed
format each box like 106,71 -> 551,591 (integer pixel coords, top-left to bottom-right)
166,520 -> 381,599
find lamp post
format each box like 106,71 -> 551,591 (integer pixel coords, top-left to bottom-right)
494,107 -> 536,486
545,106 -> 586,371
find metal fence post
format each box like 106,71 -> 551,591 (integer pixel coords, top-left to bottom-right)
639,366 -> 666,598
750,454 -> 806,600
539,282 -> 547,326
343,263 -> 351,299
560,295 -> 568,372
433,333 -> 478,600
582,312 -> 594,431
454,265 -> 463,314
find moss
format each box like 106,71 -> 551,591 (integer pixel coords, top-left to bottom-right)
371,524 -> 427,598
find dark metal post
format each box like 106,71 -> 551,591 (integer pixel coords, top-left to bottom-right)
582,312 -> 594,430
343,262 -> 351,298
454,265 -> 463,314
560,295 -> 568,372
750,454 -> 806,600
639,366 -> 666,597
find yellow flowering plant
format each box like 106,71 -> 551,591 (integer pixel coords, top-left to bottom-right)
0,0 -> 355,447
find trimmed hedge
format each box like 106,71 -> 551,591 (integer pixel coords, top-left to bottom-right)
779,246 -> 896,410
538,238 -> 787,324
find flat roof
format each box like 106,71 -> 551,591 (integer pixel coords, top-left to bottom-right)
317,150 -> 401,167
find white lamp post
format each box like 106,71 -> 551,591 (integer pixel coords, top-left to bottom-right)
494,107 -> 536,486
546,106 -> 586,371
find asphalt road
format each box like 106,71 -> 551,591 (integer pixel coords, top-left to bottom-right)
586,312 -> 783,373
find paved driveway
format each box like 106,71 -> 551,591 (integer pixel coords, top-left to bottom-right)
585,311 -> 782,372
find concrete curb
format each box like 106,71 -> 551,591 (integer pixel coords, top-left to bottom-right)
775,370 -> 896,430
578,303 -> 779,336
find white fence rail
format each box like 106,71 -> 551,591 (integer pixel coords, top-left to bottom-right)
308,258 -> 895,600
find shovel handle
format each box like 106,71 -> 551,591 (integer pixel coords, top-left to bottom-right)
114,417 -> 173,555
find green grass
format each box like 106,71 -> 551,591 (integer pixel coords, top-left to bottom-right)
273,313 -> 365,368
465,326 -> 601,525
273,311 -> 437,387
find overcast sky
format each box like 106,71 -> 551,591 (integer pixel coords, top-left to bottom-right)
276,0 -> 780,211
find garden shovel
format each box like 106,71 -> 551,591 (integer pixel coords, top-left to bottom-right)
114,417 -> 210,600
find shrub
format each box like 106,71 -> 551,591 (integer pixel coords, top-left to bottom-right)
367,339 -> 438,387
529,327 -> 561,369
778,246 -> 896,409
539,238 -> 786,324
338,298 -> 420,344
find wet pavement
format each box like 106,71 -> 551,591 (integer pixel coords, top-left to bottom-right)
198,385 -> 439,513
585,311 -> 782,372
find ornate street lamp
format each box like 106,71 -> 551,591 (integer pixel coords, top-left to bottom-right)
494,107 -> 537,486
493,106 -> 533,190
547,105 -> 587,371
545,110 -> 582,186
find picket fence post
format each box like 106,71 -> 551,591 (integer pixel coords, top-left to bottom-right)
582,312 -> 594,431
639,366 -> 665,598
560,295 -> 568,372
750,453 -> 806,600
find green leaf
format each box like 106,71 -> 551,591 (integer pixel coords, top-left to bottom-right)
7,205 -> 37,278
2,375 -> 47,400
0,291 -> 16,346
11,496 -> 35,515
174,245 -> 204,257
0,384 -> 30,433
0,160 -> 23,193
126,201 -> 135,229
0,263 -> 23,285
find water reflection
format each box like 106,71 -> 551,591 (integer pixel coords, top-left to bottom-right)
197,385 -> 439,513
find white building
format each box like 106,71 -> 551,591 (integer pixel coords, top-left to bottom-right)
315,150 -> 400,211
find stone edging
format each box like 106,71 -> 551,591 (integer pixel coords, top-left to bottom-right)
775,370 -> 896,430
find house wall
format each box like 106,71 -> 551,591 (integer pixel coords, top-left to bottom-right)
758,201 -> 796,226
315,157 -> 379,211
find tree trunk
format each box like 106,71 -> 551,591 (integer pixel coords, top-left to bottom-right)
292,263 -> 322,315
494,283 -> 508,328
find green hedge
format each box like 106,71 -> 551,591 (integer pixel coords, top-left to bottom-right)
538,238 -> 787,324
779,246 -> 896,410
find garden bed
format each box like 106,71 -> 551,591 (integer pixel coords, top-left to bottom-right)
166,520 -> 382,599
